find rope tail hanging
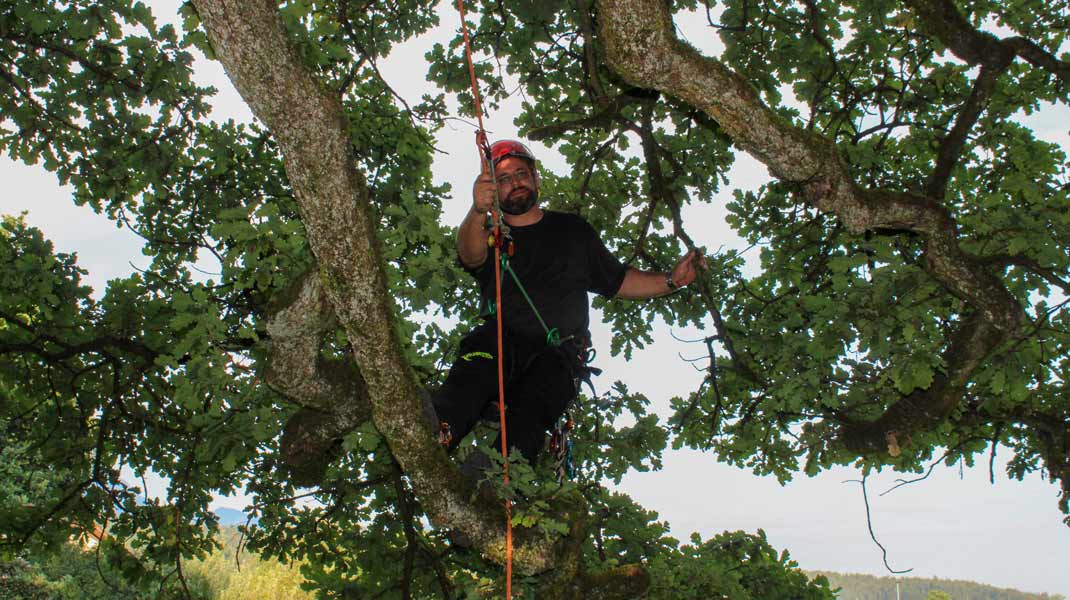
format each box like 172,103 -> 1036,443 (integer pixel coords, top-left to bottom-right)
454,1 -> 513,596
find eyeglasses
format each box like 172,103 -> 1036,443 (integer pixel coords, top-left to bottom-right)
495,169 -> 532,187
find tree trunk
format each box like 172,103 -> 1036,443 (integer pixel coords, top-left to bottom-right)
190,0 -> 561,575
190,3 -> 650,594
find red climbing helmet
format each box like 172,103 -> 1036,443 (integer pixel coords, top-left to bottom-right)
489,139 -> 536,167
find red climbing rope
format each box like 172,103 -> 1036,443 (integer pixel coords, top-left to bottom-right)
455,1 -> 513,597
456,0 -> 486,135
493,208 -> 513,600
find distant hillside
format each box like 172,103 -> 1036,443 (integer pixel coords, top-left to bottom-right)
809,571 -> 1065,600
215,506 -> 254,526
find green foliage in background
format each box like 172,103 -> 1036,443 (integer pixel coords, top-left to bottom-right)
0,545 -> 140,600
427,0 -> 1070,501
1,0 -> 1067,596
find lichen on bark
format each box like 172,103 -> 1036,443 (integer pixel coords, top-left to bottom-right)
190,0 -> 647,591
596,0 -> 1023,454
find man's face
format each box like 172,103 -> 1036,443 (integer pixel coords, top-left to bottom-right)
495,157 -> 538,215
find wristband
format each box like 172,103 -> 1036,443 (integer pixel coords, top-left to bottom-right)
666,274 -> 678,291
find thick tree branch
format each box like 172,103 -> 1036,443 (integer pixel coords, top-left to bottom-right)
264,271 -> 367,413
190,0 -> 575,576
1005,36 -> 1070,84
925,58 -> 1011,199
527,90 -> 646,141
985,254 -> 1070,295
904,0 -> 1070,86
0,309 -> 158,365
903,0 -> 1003,65
575,0 -> 609,106
596,0 -> 1023,453
901,0 -> 1039,198
264,271 -> 372,485
552,564 -> 652,599
840,312 -> 1003,454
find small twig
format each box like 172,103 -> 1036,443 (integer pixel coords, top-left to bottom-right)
879,456 -> 945,497
703,0 -> 748,31
677,353 -> 710,364
235,513 -> 257,573
988,441 -> 998,485
92,514 -> 121,594
417,540 -> 454,599
189,262 -> 222,277
845,473 -> 913,575
988,423 -> 1004,485
706,336 -> 724,436
668,329 -> 716,344
392,467 -> 418,600
674,335 -> 725,434
175,531 -> 194,600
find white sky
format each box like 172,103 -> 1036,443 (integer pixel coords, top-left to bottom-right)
2,1 -> 1068,595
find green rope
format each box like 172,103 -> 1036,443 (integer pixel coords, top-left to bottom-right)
499,254 -> 563,347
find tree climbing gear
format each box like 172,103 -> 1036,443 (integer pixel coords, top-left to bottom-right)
455,5 -> 606,593
549,412 -> 575,484
490,139 -> 538,166
438,422 -> 453,448
495,253 -> 564,348
455,0 -> 513,595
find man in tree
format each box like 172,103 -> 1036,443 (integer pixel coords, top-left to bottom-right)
433,139 -> 704,468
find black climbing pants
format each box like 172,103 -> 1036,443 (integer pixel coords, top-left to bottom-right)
432,322 -> 579,465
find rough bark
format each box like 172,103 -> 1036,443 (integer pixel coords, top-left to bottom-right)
190,2 -> 648,591
263,271 -> 371,485
596,0 -> 1023,454
190,0 -> 559,575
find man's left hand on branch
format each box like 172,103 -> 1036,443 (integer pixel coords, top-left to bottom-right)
616,248 -> 707,300
439,137 -> 709,481
670,249 -> 705,289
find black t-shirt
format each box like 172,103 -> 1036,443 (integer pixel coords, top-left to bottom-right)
465,211 -> 627,342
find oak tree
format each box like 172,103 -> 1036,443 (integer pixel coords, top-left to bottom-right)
1,0 -> 1067,597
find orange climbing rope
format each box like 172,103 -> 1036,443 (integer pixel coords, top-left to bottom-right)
454,1 -> 513,597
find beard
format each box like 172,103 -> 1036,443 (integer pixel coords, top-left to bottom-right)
500,186 -> 538,216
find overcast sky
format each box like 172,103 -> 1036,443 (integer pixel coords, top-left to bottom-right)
3,1 -> 1069,595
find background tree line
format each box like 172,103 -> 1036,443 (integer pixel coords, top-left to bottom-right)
1,0 -> 1067,596
811,571 -> 1066,600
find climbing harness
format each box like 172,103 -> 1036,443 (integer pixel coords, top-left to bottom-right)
454,4 -> 607,593
454,0 -> 514,596
482,253 -> 564,348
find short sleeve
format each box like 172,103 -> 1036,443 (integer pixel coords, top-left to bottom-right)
585,221 -> 627,298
